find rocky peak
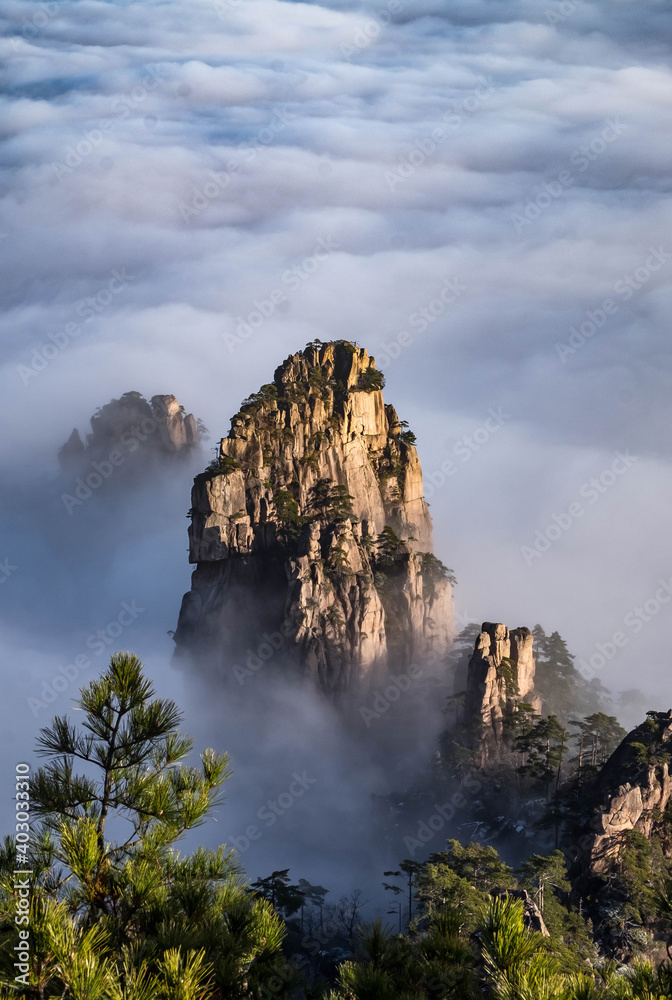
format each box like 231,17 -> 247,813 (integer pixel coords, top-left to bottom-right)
58,391 -> 202,468
175,340 -> 455,693
465,622 -> 541,764
151,394 -> 200,453
580,710 -> 672,874
211,341 -> 432,552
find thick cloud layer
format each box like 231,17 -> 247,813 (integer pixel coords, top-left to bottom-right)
1,0 -> 671,887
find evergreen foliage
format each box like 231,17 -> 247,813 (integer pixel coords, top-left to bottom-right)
204,453 -> 241,478
0,655 -> 289,999
570,714 -> 627,781
272,487 -> 309,543
307,479 -> 355,523
2,655 -> 670,999
417,552 -> 457,592
532,626 -> 609,724
514,715 -> 569,799
357,368 -> 385,392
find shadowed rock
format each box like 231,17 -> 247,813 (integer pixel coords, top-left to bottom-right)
58,390 -> 202,470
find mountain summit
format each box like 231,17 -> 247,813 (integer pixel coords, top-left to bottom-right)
174,340 -> 455,692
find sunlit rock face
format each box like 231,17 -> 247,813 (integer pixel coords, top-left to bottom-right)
465,622 -> 542,764
581,710 -> 672,875
175,341 -> 455,694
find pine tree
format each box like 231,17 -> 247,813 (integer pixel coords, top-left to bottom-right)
570,713 -> 627,781
479,895 -> 564,999
250,870 -> 306,917
0,654 -> 290,1000
518,851 -> 571,916
307,479 -> 355,523
445,623 -> 482,696
534,630 -> 576,717
29,651 -> 229,921
532,626 -> 607,723
382,860 -> 423,926
514,715 -> 569,801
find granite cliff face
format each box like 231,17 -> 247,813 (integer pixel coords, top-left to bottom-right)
174,341 -> 455,693
581,710 -> 672,874
465,622 -> 542,764
58,391 -> 202,468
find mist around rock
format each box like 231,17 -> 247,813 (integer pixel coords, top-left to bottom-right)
3,349 -> 672,1000
0,366 -> 663,894
0,378 -> 462,909
0,353 -> 646,900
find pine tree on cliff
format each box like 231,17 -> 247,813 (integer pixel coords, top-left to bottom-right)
570,712 -> 627,779
533,626 -> 573,713
533,626 -> 606,721
514,714 -> 569,801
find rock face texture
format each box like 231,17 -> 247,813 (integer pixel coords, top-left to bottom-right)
582,710 -> 672,874
150,395 -> 200,453
58,392 -> 201,468
174,341 -> 455,693
465,622 -> 542,764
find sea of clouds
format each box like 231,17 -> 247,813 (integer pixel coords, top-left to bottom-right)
1,0 -> 671,893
